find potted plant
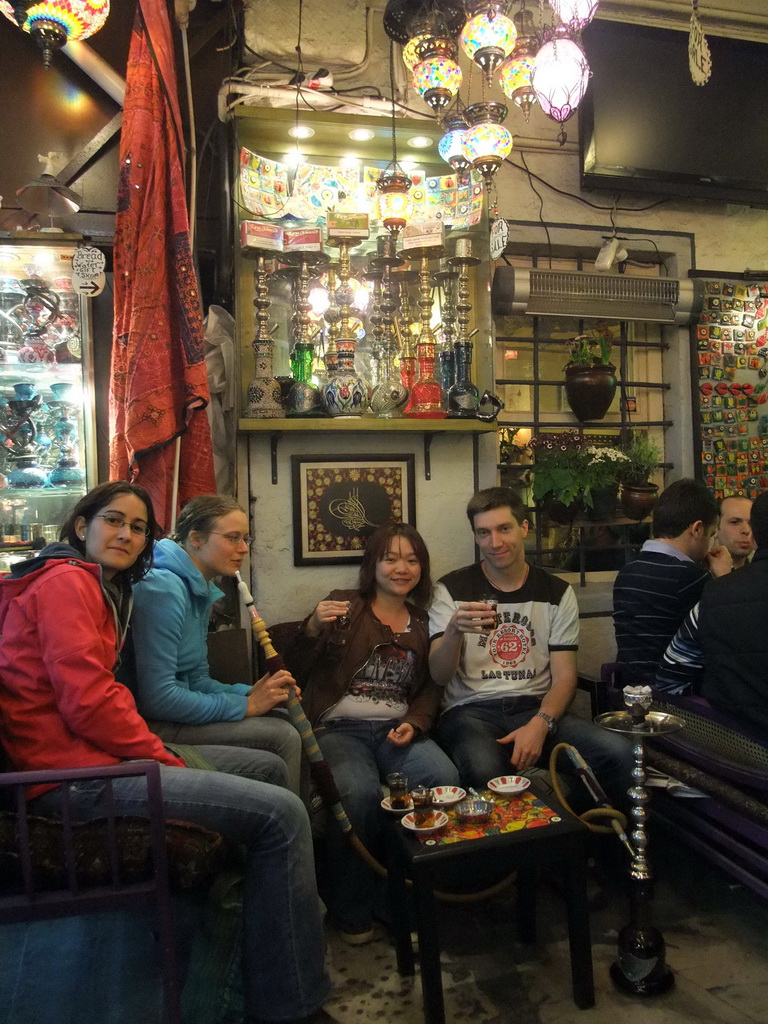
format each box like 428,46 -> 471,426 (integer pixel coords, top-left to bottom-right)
618,431 -> 662,518
528,432 -> 591,523
563,322 -> 617,422
583,444 -> 630,519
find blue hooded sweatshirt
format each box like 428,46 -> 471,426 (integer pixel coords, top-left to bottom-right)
130,538 -> 250,723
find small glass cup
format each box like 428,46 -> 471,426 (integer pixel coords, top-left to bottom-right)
481,596 -> 499,631
386,772 -> 410,809
334,601 -> 352,631
411,785 -> 435,827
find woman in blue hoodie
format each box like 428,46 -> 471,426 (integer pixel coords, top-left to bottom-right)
130,495 -> 303,794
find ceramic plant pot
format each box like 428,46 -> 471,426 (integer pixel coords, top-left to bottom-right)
564,363 -> 617,421
620,482 -> 659,520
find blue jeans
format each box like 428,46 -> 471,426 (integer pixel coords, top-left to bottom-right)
316,719 -> 460,931
438,697 -> 634,811
147,712 -> 304,796
32,745 -> 331,1023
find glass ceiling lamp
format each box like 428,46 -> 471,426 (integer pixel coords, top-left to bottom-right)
548,0 -> 600,31
378,39 -> 414,238
459,1 -> 517,84
498,8 -> 538,122
402,32 -> 431,71
412,36 -> 462,114
0,0 -> 110,68
377,171 -> 414,238
461,101 -> 513,185
438,112 -> 471,173
532,26 -> 590,129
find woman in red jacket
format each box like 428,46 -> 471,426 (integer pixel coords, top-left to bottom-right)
285,521 -> 459,946
0,482 -> 331,1024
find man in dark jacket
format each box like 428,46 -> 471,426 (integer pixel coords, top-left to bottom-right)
657,491 -> 768,733
612,479 -> 733,686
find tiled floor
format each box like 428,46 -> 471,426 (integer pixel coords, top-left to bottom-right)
324,832 -> 768,1024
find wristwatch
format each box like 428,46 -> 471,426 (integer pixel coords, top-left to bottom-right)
534,711 -> 557,735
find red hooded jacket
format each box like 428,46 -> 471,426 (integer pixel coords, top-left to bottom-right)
0,552 -> 183,795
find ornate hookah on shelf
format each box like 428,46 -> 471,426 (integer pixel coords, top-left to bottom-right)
322,233 -> 369,418
401,227 -> 448,419
447,236 -> 482,417
368,235 -> 409,418
48,381 -> 86,486
432,257 -> 459,407
281,247 -> 329,417
595,686 -> 685,996
4,381 -> 48,488
244,249 -> 283,418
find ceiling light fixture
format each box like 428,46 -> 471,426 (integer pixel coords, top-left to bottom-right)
289,125 -> 315,140
0,0 -> 110,68
532,26 -> 590,139
407,135 -> 433,149
348,128 -> 375,141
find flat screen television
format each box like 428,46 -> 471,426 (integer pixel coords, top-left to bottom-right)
579,20 -> 768,207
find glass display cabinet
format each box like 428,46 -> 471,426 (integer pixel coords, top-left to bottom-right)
0,236 -> 97,571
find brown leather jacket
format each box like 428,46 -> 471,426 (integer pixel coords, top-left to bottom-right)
283,588 -> 441,734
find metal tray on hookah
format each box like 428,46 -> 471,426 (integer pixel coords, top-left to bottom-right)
595,710 -> 685,737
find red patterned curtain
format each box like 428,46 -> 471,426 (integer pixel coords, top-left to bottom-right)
110,0 -> 215,531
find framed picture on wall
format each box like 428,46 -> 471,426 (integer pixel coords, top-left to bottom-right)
291,454 -> 416,566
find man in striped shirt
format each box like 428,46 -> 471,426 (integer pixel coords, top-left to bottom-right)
657,491 -> 768,705
612,479 -> 733,686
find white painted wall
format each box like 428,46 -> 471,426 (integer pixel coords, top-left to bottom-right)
244,430 -> 497,626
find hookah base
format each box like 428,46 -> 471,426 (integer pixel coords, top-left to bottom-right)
404,409 -> 447,420
610,959 -> 675,997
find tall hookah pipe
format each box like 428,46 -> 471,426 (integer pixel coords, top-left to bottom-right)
235,572 -> 385,868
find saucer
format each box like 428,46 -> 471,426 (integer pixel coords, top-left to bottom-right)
432,786 -> 466,806
381,796 -> 413,813
401,810 -> 449,834
488,775 -> 531,795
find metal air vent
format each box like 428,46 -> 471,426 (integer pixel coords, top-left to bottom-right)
492,267 -> 701,325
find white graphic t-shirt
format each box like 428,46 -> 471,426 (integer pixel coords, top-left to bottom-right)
323,640 -> 415,721
428,563 -> 579,711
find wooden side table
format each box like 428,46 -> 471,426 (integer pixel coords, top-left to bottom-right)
386,788 -> 594,1024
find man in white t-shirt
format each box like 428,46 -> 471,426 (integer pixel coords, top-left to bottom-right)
429,487 -> 632,808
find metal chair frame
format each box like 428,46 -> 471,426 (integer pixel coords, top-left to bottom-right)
0,760 -> 182,1024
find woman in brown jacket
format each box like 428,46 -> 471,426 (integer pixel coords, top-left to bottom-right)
285,522 -> 459,945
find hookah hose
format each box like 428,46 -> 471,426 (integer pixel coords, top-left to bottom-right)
235,573 -> 516,902
548,742 -> 632,855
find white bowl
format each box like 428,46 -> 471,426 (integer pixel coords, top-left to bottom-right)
488,775 -> 531,796
381,796 -> 413,814
432,786 -> 466,806
401,810 -> 449,834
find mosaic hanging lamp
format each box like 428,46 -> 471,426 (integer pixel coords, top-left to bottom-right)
438,112 -> 471,173
0,0 -> 110,67
532,26 -> 590,129
461,101 -> 513,184
498,9 -> 538,121
377,38 -> 414,238
459,1 -> 517,83
412,36 -> 462,114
